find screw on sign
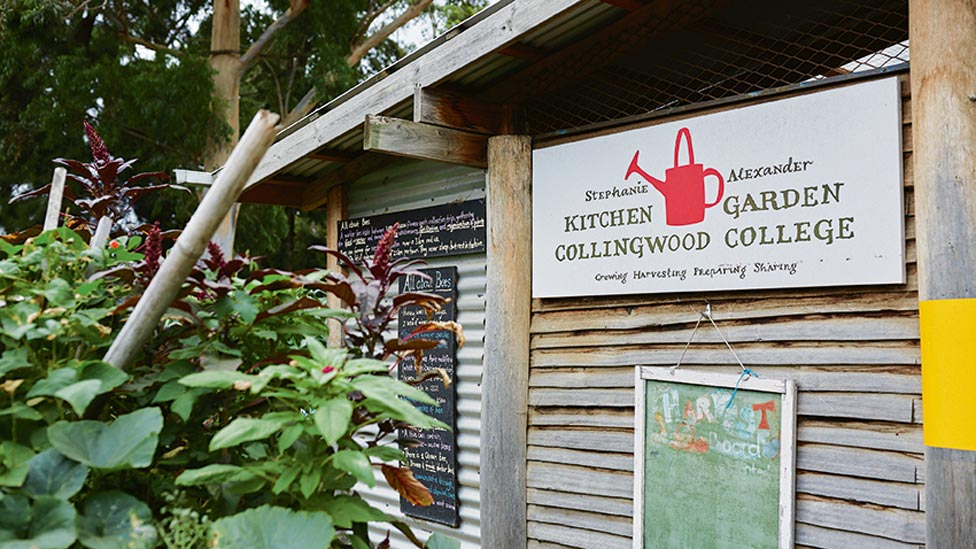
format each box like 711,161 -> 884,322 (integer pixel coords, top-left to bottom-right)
626,127 -> 725,226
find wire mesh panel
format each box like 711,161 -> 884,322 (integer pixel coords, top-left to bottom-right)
524,0 -> 909,136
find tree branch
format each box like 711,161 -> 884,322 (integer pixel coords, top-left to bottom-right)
101,8 -> 183,57
239,0 -> 310,76
347,0 -> 434,66
351,0 -> 398,47
282,0 -> 435,127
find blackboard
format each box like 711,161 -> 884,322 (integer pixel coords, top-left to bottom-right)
337,200 -> 486,262
397,267 -> 460,527
634,368 -> 797,548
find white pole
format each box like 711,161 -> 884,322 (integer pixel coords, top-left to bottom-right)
43,168 -> 66,231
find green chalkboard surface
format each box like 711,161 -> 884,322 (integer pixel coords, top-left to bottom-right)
634,368 -> 797,549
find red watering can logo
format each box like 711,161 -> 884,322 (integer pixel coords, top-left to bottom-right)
625,127 -> 725,226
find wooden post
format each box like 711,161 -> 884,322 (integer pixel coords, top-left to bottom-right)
910,1 -> 976,547
482,135 -> 531,548
43,168 -> 66,231
103,111 -> 279,371
325,184 -> 347,348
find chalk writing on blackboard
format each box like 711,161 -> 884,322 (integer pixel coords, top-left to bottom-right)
635,369 -> 797,548
338,200 -> 486,262
397,267 -> 460,527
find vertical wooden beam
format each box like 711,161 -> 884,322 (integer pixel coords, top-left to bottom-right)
482,135 -> 531,548
43,168 -> 66,231
325,184 -> 347,348
910,1 -> 976,547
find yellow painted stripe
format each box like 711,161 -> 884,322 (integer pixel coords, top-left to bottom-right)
921,298 -> 976,451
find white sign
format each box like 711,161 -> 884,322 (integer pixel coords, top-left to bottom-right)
532,78 -> 904,298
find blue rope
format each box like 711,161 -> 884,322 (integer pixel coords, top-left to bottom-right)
725,368 -> 757,411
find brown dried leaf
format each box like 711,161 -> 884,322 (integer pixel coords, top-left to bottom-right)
381,464 -> 433,507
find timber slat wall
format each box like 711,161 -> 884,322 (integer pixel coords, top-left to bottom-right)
526,73 -> 924,548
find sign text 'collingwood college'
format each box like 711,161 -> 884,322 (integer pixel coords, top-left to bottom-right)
532,78 -> 905,298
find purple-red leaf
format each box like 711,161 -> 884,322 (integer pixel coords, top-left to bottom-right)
253,296 -> 324,323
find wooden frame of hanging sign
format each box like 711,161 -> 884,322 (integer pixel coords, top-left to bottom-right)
634,367 -> 797,548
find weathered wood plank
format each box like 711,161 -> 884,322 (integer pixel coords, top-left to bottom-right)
530,388 -> 918,423
528,505 -> 632,537
527,487 -> 633,518
527,462 -> 633,499
529,428 -> 633,453
527,540 -> 576,549
529,407 -> 635,429
532,315 -> 919,348
797,443 -> 923,484
798,392 -> 917,423
797,471 -> 921,510
798,421 -> 923,453
527,444 -> 634,472
530,365 -> 921,393
532,283 -> 918,314
413,86 -> 505,134
482,135 -> 532,549
364,115 -> 488,168
531,343 -> 920,368
527,521 -> 630,549
531,292 -> 919,331
796,522 -> 923,549
796,495 -> 925,543
244,0 -> 591,188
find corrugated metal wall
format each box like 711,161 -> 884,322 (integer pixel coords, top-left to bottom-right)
347,160 -> 486,548
526,73 -> 925,548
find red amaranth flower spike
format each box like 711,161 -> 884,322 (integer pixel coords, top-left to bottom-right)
204,241 -> 227,272
83,120 -> 111,164
372,222 -> 399,273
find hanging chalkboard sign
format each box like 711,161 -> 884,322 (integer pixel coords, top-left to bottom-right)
338,200 -> 486,262
397,267 -> 460,527
634,368 -> 797,548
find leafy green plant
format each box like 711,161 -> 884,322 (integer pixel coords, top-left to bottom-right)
2,142 -> 461,548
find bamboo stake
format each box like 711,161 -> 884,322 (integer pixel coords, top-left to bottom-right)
103,110 -> 280,371
43,168 -> 66,231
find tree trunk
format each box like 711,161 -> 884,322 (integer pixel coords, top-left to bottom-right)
208,0 -> 243,255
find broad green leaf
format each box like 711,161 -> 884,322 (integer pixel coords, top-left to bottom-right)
0,348 -> 29,376
354,375 -> 434,406
178,371 -> 252,389
322,495 -> 389,528
0,495 -> 76,549
47,408 -> 163,471
210,505 -> 335,549
39,279 -> 73,308
332,450 -> 374,488
77,491 -> 156,549
150,380 -> 186,403
171,388 -> 208,422
176,464 -> 256,486
22,449 -> 88,499
364,445 -> 405,463
314,398 -> 352,446
209,417 -> 291,451
271,465 -> 301,495
298,467 -> 322,499
0,403 -> 43,421
0,441 -> 34,488
277,423 -> 303,454
55,380 -> 103,416
425,533 -> 461,549
303,338 -> 346,368
27,362 -> 127,415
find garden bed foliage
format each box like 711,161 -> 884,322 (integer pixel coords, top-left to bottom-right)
0,123 -> 460,548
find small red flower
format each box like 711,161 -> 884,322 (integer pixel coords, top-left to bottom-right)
321,366 -> 336,374
108,240 -> 121,249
